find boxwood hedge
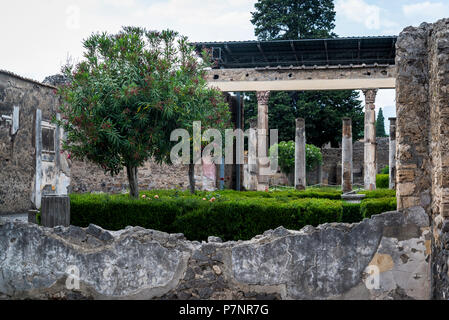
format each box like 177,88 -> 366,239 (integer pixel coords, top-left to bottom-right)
70,189 -> 397,242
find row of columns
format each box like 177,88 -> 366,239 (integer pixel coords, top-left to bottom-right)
250,89 -> 395,192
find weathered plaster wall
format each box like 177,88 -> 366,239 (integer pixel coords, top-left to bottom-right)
395,19 -> 449,299
0,207 -> 430,300
0,71 -> 60,214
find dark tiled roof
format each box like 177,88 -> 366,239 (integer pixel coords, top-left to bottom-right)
191,36 -> 398,69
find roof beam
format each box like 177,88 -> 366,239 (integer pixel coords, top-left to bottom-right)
207,78 -> 396,91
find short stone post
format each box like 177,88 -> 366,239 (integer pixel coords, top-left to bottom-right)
41,195 -> 70,228
295,118 -> 306,190
342,117 -> 353,193
389,117 -> 397,190
247,118 -> 258,191
363,89 -> 378,190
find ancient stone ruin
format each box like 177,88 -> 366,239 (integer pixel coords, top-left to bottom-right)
0,207 -> 430,300
1,19 -> 449,300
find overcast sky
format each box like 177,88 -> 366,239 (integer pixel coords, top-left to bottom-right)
1,0 -> 448,132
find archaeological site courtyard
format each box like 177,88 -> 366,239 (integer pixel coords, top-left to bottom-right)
1,0 -> 449,304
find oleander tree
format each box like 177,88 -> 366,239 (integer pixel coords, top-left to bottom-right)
56,26 -> 230,198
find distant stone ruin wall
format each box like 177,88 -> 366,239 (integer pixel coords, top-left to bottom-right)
395,19 -> 449,299
70,160 -> 192,193
0,207 -> 431,300
0,71 -> 60,214
317,137 -> 389,187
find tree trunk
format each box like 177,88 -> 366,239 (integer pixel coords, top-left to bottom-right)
189,163 -> 195,194
126,165 -> 139,198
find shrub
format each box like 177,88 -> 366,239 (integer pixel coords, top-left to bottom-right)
376,174 -> 389,189
70,193 -> 184,233
70,190 -> 397,242
70,193 -> 343,241
342,203 -> 362,223
361,197 -> 397,219
269,141 -> 323,175
380,165 -> 389,175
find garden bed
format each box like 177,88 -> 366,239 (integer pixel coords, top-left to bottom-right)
70,188 -> 397,241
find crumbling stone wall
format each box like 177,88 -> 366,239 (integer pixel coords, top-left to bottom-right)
395,19 -> 449,299
0,206 -> 431,300
0,71 -> 60,214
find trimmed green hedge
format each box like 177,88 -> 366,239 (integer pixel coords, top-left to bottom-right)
70,189 -> 397,242
342,203 -> 363,223
358,189 -> 396,199
70,193 -> 342,241
361,197 -> 397,219
376,174 -> 389,189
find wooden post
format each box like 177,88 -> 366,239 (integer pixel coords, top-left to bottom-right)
41,195 -> 70,227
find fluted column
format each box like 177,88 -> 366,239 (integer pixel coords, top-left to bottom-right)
363,89 -> 378,191
256,91 -> 270,191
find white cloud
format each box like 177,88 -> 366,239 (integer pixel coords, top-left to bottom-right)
402,1 -> 449,22
0,0 -> 256,82
336,0 -> 381,30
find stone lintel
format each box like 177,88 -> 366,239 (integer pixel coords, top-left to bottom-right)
206,66 -> 396,92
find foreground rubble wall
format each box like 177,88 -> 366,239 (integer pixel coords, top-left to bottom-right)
0,207 -> 430,300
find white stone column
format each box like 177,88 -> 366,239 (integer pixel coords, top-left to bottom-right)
295,118 -> 306,190
363,89 -> 378,191
342,117 -> 353,193
247,118 -> 258,191
389,117 -> 397,190
256,91 -> 270,191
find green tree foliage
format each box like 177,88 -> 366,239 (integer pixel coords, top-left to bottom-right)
57,27 -> 230,197
245,0 -> 364,147
269,141 -> 323,176
376,108 -> 387,137
251,0 -> 336,40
